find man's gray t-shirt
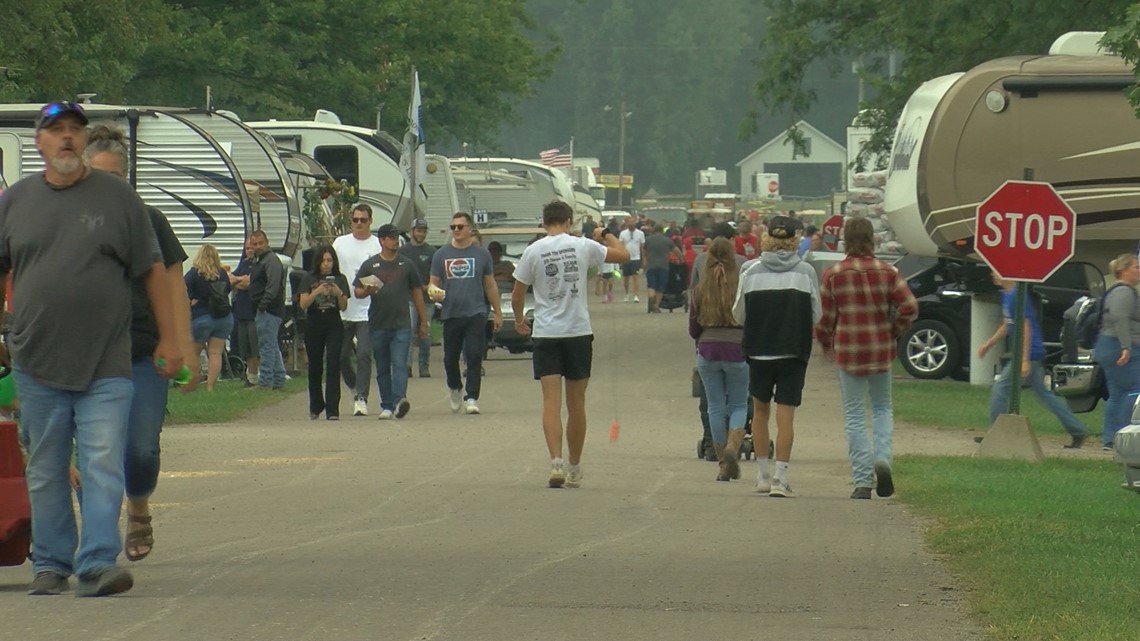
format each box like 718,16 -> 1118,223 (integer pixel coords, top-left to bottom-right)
399,242 -> 436,297
644,232 -> 676,270
353,253 -> 421,329
430,243 -> 492,320
0,171 -> 161,390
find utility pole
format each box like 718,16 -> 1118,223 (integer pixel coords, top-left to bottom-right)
617,100 -> 626,209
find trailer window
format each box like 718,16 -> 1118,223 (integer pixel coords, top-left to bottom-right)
314,146 -> 359,188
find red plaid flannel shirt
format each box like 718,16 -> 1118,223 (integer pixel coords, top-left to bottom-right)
815,255 -> 918,375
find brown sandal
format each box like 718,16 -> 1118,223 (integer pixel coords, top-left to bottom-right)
125,514 -> 154,562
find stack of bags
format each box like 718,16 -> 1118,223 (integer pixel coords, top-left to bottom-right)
846,171 -> 904,254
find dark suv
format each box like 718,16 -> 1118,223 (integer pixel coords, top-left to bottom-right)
895,257 -> 1104,380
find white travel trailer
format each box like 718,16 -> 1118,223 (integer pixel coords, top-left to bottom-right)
248,110 -> 418,230
0,104 -> 257,267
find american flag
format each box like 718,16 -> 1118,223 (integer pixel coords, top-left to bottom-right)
539,147 -> 572,168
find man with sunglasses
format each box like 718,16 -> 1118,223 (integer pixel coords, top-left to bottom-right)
429,212 -> 503,415
333,204 -> 382,416
0,101 -> 184,596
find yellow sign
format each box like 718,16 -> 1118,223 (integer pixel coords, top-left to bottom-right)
598,175 -> 634,189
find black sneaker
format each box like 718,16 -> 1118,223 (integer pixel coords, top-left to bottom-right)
75,567 -> 133,597
850,487 -> 873,500
874,462 -> 894,498
1064,435 -> 1087,449
395,398 -> 411,419
28,572 -> 69,595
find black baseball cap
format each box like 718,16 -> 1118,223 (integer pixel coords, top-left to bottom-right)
376,223 -> 400,238
36,101 -> 89,130
767,216 -> 798,239
709,222 -> 737,240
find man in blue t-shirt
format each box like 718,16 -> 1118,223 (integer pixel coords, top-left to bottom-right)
977,273 -> 1088,448
429,212 -> 503,415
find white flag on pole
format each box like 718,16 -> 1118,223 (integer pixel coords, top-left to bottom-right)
400,69 -> 427,199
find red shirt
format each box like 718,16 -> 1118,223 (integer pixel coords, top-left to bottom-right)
815,254 -> 918,375
735,234 -> 759,261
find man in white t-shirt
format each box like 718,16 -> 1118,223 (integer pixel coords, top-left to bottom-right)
618,215 -> 645,303
513,201 -> 630,489
332,203 -> 382,416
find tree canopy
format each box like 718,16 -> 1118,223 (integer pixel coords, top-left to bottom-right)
747,0 -> 1136,169
0,0 -> 555,147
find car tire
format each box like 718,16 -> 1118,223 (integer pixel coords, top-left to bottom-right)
898,319 -> 961,380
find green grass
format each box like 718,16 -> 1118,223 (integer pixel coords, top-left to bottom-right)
895,455 -> 1139,641
892,372 -> 1105,438
165,375 -> 306,424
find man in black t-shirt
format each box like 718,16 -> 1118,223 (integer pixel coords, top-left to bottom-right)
229,238 -> 260,386
248,230 -> 287,389
398,218 -> 437,377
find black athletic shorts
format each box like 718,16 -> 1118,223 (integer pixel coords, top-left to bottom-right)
532,335 -> 594,380
748,358 -> 807,407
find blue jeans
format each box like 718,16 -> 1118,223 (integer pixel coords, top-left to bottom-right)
371,327 -> 412,411
409,302 -> 432,371
1094,334 -> 1140,446
988,360 -> 1087,437
838,370 -> 893,487
255,311 -> 287,388
125,358 -> 169,500
695,356 -> 749,445
15,369 -> 133,579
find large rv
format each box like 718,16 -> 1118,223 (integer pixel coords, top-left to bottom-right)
0,104 -> 264,267
248,111 -> 417,230
882,34 -> 1140,268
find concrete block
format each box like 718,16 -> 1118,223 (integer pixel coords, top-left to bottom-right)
974,414 -> 1045,462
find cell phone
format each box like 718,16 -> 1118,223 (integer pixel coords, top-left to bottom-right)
323,276 -> 337,284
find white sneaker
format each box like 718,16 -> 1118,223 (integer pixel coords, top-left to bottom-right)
353,399 -> 368,417
769,478 -> 794,498
377,409 -> 394,420
755,473 -> 771,494
633,295 -> 640,303
623,294 -> 631,303
548,462 -> 566,488
464,398 -> 480,415
449,389 -> 463,413
566,466 -> 582,488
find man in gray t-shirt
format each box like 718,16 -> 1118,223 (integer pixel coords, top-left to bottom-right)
643,222 -> 681,313
354,224 -> 427,420
429,213 -> 502,414
398,218 -> 437,377
0,102 -> 183,596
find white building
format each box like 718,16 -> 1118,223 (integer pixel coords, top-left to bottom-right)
736,120 -> 846,199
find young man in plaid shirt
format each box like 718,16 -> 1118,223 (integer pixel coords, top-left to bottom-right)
815,218 -> 917,500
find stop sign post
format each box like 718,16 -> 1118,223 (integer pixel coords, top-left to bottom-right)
820,215 -> 843,251
975,180 -> 1076,417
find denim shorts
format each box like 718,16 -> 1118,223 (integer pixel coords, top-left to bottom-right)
192,313 -> 235,343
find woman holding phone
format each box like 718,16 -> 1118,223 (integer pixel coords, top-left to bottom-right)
299,245 -> 350,420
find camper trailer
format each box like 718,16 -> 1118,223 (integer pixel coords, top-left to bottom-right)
0,104 -> 256,267
248,111 -> 423,230
882,37 -> 1140,268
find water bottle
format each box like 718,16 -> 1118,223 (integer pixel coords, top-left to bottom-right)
156,358 -> 194,385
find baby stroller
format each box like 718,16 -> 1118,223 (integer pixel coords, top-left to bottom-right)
657,261 -> 689,313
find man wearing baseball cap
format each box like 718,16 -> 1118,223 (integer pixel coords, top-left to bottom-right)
0,101 -> 184,596
353,224 -> 428,420
399,218 -> 437,377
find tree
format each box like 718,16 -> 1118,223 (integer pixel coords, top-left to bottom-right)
746,0 -> 1135,168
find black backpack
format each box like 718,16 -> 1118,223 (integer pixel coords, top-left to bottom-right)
1072,283 -> 1136,350
207,278 -> 232,318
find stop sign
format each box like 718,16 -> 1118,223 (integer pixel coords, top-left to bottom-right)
820,214 -> 843,251
975,180 -> 1076,282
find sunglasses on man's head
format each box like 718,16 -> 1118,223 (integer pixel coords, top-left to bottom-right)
450,224 -> 467,231
352,217 -> 370,223
40,101 -> 84,120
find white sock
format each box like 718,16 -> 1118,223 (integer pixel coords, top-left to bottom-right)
775,461 -> 789,483
568,463 -> 581,474
551,457 -> 564,469
756,458 -> 770,480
